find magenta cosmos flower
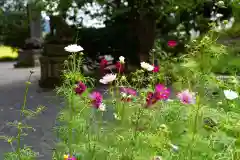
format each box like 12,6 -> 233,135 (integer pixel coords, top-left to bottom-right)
89,91 -> 103,108
64,154 -> 77,160
153,65 -> 160,73
75,81 -> 87,95
168,40 -> 177,47
177,89 -> 196,104
154,84 -> 170,100
146,84 -> 170,107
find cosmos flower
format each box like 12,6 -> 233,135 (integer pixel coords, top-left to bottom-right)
98,103 -> 106,111
155,84 -> 170,100
89,91 -> 103,108
119,56 -> 125,64
64,44 -> 83,53
115,61 -> 125,73
146,92 -> 158,106
140,62 -> 154,71
63,154 -> 77,160
146,84 -> 170,107
177,89 -> 196,104
153,65 -> 159,73
75,81 -> 87,95
100,58 -> 108,67
100,58 -> 108,75
120,87 -> 137,102
167,40 -> 177,47
223,90 -> 239,100
120,87 -> 137,96
99,74 -> 117,84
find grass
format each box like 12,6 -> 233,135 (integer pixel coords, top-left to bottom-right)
0,46 -> 18,62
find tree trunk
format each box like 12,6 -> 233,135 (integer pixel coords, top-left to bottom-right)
132,13 -> 156,63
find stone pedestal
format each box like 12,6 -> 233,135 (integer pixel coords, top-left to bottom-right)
14,49 -> 42,68
38,56 -> 66,88
39,43 -> 72,88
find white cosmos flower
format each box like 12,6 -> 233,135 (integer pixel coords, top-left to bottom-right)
140,62 -> 154,71
119,56 -> 125,64
121,92 -> 127,98
99,74 -> 117,84
64,44 -> 84,53
216,1 -> 225,7
224,90 -> 239,100
98,103 -> 106,111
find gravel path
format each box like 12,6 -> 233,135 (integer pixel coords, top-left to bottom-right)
0,62 -> 62,159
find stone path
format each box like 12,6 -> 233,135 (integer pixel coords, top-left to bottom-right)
0,62 -> 62,159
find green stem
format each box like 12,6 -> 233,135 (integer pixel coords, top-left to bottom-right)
133,107 -> 142,143
21,74 -> 32,117
16,126 -> 21,160
189,96 -> 201,159
68,86 -> 75,155
16,73 -> 32,159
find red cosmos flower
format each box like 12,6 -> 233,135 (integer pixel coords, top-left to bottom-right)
121,97 -> 132,102
100,58 -> 108,75
75,81 -> 87,95
168,40 -> 177,47
146,92 -> 158,106
89,91 -> 103,108
146,84 -> 170,107
115,61 -> 125,73
100,58 -> 108,67
153,65 -> 159,73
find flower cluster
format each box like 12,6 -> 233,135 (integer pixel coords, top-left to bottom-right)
64,154 -> 77,160
146,84 -> 170,107
120,87 -> 137,102
140,62 -> 159,73
99,55 -> 125,75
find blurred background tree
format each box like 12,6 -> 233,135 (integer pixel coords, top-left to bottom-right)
0,0 -> 238,64
0,0 -> 29,49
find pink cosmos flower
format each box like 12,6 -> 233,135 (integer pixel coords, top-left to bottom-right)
75,81 -> 87,95
120,87 -> 137,96
153,65 -> 159,73
89,91 -> 103,108
120,87 -> 137,102
177,89 -> 196,104
168,40 -> 177,47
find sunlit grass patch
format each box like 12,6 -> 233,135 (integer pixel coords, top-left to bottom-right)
0,46 -> 18,61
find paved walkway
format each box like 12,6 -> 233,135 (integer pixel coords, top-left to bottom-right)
0,62 -> 62,159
